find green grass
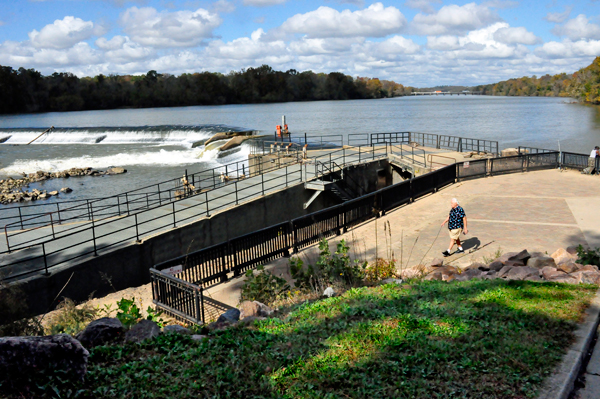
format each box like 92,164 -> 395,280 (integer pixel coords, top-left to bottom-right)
5,280 -> 598,399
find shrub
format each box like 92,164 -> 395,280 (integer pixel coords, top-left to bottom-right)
47,298 -> 100,335
117,297 -> 165,328
240,265 -> 290,305
576,245 -> 600,266
365,258 -> 397,283
290,239 -> 367,291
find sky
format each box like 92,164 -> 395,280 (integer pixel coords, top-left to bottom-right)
0,0 -> 599,86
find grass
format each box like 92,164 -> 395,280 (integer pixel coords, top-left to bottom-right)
5,279 -> 597,399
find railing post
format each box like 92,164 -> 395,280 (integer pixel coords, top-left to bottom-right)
42,243 -> 49,275
18,207 -> 24,230
4,225 -> 10,253
458,138 -> 463,152
206,191 -> 210,216
91,215 -> 98,256
292,220 -> 298,254
285,165 -> 288,187
261,172 -> 265,196
135,214 -> 140,242
200,288 -> 206,324
195,290 -> 201,324
235,181 -> 239,204
87,199 -> 91,221
50,213 -> 56,239
157,184 -> 161,205
125,193 -> 130,215
359,147 -> 361,162
172,202 -> 176,228
146,193 -> 150,208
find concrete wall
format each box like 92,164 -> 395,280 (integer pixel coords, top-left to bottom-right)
15,159 -> 391,316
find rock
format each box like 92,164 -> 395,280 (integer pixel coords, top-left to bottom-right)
106,167 -> 127,175
425,265 -> 458,281
566,246 -> 579,256
557,262 -> 579,274
239,301 -> 260,319
254,301 -> 273,317
207,321 -> 231,331
0,334 -> 89,384
551,248 -> 578,266
60,187 -> 72,193
76,317 -> 124,348
482,271 -> 498,280
217,308 -> 241,324
162,325 -> 191,335
465,262 -> 488,271
191,334 -> 208,341
580,265 -> 600,272
379,278 -> 404,285
48,190 -> 59,196
548,275 -> 579,284
501,148 -> 519,157
496,252 -> 519,265
323,287 -> 336,298
571,271 -> 600,285
430,258 -> 444,267
506,266 -> 539,281
508,250 -> 531,265
527,256 -> 557,270
125,320 -> 160,343
525,275 -> 543,282
488,260 -> 504,272
541,266 -> 565,280
504,260 -> 525,267
497,265 -> 514,278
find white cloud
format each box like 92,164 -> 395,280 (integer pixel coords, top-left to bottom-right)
493,26 -> 541,45
28,16 -> 103,49
96,35 -> 154,63
411,3 -> 501,35
242,0 -> 286,6
544,6 -> 572,23
119,6 -> 222,48
404,0 -> 442,14
289,37 -> 361,56
552,14 -> 600,40
276,3 -> 406,39
536,39 -> 600,59
206,28 -> 287,61
427,35 -> 461,50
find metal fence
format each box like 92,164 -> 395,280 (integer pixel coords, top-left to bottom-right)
151,164 -> 457,324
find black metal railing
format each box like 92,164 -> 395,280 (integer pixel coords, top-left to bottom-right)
151,150 -> 566,325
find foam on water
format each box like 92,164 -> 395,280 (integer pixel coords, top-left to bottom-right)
0,143 -> 252,175
0,125 -> 233,147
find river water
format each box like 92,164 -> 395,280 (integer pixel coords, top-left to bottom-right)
0,96 -> 599,203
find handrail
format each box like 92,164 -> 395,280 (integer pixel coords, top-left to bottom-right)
427,154 -> 457,169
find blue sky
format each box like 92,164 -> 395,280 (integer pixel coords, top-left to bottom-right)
0,0 -> 599,86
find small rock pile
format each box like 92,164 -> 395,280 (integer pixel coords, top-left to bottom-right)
0,167 -> 125,204
424,247 -> 600,284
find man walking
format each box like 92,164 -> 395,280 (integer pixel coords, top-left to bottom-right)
588,146 -> 599,175
441,198 -> 468,257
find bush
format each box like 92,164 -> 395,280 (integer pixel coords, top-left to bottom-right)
240,265 -> 290,305
577,245 -> 600,266
290,239 -> 367,291
0,279 -> 44,337
47,298 -> 100,336
117,297 -> 165,328
364,258 -> 397,283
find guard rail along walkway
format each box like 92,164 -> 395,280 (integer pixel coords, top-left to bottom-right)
151,150 -> 564,325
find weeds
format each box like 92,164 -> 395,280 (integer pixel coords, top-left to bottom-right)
483,247 -> 504,264
240,265 -> 290,305
364,258 -> 397,283
47,298 -> 101,336
576,245 -> 600,266
116,297 -> 165,328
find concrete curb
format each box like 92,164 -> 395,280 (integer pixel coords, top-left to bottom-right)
537,289 -> 600,399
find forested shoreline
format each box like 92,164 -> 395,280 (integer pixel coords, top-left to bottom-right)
472,56 -> 600,104
0,65 -> 413,115
0,57 -> 598,115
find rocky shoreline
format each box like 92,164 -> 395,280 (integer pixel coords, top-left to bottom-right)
0,167 -> 126,204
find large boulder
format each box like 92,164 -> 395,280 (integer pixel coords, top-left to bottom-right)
497,265 -> 514,278
76,317 -> 124,348
527,256 -> 557,270
506,266 -> 539,281
496,252 -> 519,265
551,248 -> 578,266
125,320 -> 160,343
430,258 -> 444,267
0,334 -> 89,383
487,260 -> 504,272
557,262 -> 579,274
501,148 -> 519,157
580,265 -> 600,272
465,262 -> 488,271
455,268 -> 483,281
239,301 -> 273,319
425,265 -> 458,281
547,274 -> 579,284
106,167 -> 127,175
566,246 -> 579,256
216,308 -> 240,324
508,250 -> 531,265
570,271 -> 600,285
541,266 -> 565,280
162,325 -> 191,335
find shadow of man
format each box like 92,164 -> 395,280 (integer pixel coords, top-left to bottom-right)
461,237 -> 481,251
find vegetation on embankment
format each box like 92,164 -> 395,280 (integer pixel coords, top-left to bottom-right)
11,279 -> 595,399
0,64 -> 413,114
472,56 -> 600,104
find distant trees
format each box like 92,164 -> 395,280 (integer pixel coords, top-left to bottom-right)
471,57 -> 600,104
0,64 -> 414,115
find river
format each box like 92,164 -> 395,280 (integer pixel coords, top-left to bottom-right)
0,95 -> 599,203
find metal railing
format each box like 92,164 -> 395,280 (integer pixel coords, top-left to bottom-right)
388,144 -> 427,168
151,164 -> 458,324
0,145 -> 388,281
152,150 -> 567,324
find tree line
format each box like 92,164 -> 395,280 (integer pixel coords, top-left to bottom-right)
471,56 -> 600,104
0,64 -> 414,115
